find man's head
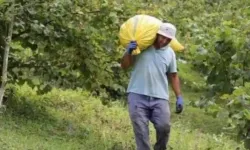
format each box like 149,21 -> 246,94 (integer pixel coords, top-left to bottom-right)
154,23 -> 176,49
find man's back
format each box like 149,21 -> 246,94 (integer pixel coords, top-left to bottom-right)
127,45 -> 177,100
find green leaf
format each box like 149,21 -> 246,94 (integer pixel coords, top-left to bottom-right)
220,94 -> 230,100
0,0 -> 5,5
31,77 -> 40,86
244,109 -> 250,120
232,113 -> 243,120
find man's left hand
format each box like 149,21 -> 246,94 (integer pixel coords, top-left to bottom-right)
176,96 -> 183,114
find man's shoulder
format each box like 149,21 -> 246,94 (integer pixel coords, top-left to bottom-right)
144,45 -> 154,51
166,46 -> 175,53
138,46 -> 154,56
162,46 -> 175,57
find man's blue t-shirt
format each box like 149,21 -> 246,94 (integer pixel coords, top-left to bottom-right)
126,45 -> 177,100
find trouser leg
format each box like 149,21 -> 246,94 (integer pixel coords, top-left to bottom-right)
128,93 -> 151,150
150,99 -> 171,150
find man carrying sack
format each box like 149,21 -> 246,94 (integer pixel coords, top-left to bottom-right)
121,22 -> 184,150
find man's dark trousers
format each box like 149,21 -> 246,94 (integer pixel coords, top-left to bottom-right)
128,92 -> 171,150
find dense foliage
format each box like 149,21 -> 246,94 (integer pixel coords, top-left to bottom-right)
1,0 -> 139,99
185,0 -> 250,142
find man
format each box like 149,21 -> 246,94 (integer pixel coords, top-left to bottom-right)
120,23 -> 184,150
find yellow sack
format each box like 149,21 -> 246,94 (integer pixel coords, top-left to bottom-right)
119,15 -> 184,55
170,39 -> 185,52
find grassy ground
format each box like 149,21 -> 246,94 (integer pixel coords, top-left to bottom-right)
0,83 -> 246,150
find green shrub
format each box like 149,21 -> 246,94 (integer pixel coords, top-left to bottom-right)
177,62 -> 207,92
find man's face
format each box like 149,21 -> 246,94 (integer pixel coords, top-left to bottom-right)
154,34 -> 172,49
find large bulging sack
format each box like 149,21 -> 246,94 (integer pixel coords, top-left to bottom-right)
119,15 -> 184,55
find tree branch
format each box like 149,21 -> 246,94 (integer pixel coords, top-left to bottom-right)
0,0 -> 15,106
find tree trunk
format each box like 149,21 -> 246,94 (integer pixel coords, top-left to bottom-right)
0,2 -> 15,107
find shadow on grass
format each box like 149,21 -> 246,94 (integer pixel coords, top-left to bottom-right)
3,94 -> 92,140
5,96 -> 56,123
2,94 -> 134,150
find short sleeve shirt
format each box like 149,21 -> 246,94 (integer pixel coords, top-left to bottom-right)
126,45 -> 177,100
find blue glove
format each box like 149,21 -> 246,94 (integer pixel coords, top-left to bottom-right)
176,96 -> 184,114
126,41 -> 137,54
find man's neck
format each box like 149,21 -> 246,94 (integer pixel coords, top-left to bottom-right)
153,43 -> 168,50
153,43 -> 160,50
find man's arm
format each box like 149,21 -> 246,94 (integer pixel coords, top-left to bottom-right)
167,51 -> 181,97
167,50 -> 183,113
120,52 -> 136,70
120,41 -> 137,70
168,72 -> 181,97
